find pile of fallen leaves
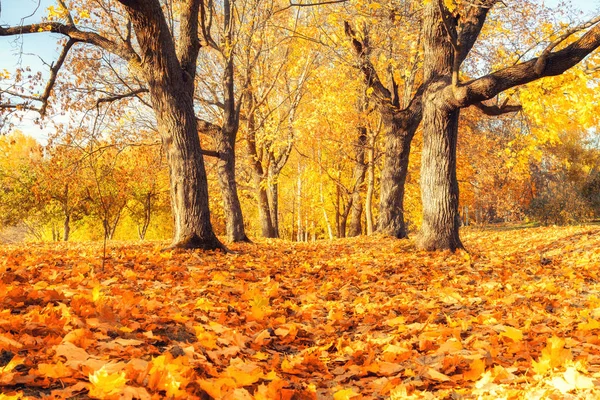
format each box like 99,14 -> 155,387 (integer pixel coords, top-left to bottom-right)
1,225 -> 600,399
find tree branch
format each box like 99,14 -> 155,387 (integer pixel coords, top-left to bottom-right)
0,103 -> 39,111
0,22 -> 141,67
196,118 -> 222,136
39,38 -> 77,116
472,101 -> 522,115
455,22 -> 600,107
535,15 -> 600,75
200,149 -> 221,158
344,21 -> 392,104
95,88 -> 149,108
56,0 -> 76,26
275,0 -> 348,14
177,0 -> 201,84
199,0 -> 219,49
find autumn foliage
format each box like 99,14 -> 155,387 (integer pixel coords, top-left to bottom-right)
0,225 -> 599,398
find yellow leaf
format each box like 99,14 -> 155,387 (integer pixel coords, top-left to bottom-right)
577,318 -> 600,331
333,388 -> 360,400
499,326 -> 523,342
226,359 -> 263,386
563,365 -> 595,390
88,365 -> 127,398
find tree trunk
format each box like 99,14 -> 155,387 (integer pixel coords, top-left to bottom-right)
124,0 -> 224,250
365,131 -> 375,235
419,103 -> 463,250
257,182 -> 276,238
138,192 -> 152,240
63,212 -> 70,242
268,178 -> 280,238
157,94 -> 223,250
377,110 -> 418,238
348,124 -> 367,237
297,169 -> 302,241
418,3 -> 463,251
214,130 -> 250,242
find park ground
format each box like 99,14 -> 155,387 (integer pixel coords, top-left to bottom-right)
1,225 -> 600,399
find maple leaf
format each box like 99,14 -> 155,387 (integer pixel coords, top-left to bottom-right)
499,326 -> 523,342
533,336 -> 573,375
147,354 -> 189,398
549,364 -> 595,394
333,388 -> 360,400
88,365 -> 128,399
37,361 -> 73,379
463,358 -> 486,381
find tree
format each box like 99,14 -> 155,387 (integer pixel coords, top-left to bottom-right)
0,0 -> 224,249
418,0 -> 600,251
0,131 -> 43,231
344,11 -> 424,239
37,136 -> 90,241
241,15 -> 314,238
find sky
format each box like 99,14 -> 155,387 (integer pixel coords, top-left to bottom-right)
0,0 -> 599,143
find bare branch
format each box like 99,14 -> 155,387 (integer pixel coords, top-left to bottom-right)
0,103 -> 39,111
39,38 -> 77,116
200,149 -> 221,158
199,0 -> 218,49
1,91 -> 40,101
56,0 -> 76,26
275,0 -> 348,14
0,22 -> 141,68
95,88 -> 149,108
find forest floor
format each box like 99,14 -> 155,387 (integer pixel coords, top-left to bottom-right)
1,225 -> 600,399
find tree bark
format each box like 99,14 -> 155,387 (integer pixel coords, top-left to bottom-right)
63,212 -> 71,242
214,130 -> 251,242
419,100 -> 463,250
268,175 -> 280,238
348,125 -> 368,237
418,3 -> 463,251
365,131 -> 375,235
377,110 -> 418,238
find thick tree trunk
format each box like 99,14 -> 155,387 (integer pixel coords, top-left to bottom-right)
418,3 -> 463,251
157,94 -> 223,250
420,101 -> 463,250
377,111 -> 418,238
214,131 -> 250,242
348,126 -> 368,237
123,0 -> 224,250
